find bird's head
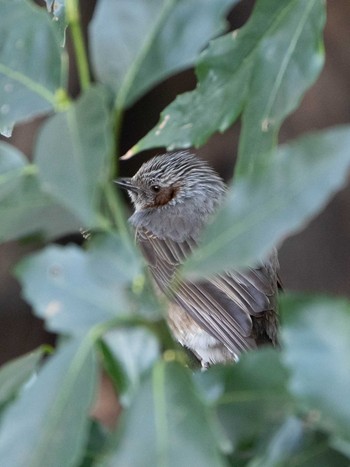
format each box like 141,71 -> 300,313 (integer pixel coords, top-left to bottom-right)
116,151 -> 226,215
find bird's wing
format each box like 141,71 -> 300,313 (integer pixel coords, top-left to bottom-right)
136,227 -> 278,355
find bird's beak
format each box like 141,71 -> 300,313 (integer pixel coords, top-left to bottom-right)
114,177 -> 140,194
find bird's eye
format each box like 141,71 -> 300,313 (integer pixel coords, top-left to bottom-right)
151,185 -> 161,193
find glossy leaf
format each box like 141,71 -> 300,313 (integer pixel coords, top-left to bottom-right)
281,294 -> 350,440
0,142 -> 80,242
89,0 -> 238,107
331,437 -> 350,460
236,0 -> 325,176
249,419 -> 350,467
131,0 -> 325,157
44,0 -> 66,45
248,417 -> 304,467
0,348 -> 42,408
15,233 -> 142,336
103,327 -> 160,405
78,420 -> 108,467
185,126 -> 350,277
35,86 -> 113,227
0,339 -> 97,467
106,360 -> 226,467
195,349 -> 292,451
0,0 -> 62,134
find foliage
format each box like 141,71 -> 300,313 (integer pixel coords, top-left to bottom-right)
0,0 -> 349,466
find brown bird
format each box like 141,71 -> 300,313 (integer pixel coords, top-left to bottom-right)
116,152 -> 280,368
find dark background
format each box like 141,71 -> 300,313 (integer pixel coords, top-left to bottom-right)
1,0 -> 349,369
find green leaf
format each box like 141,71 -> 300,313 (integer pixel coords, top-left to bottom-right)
15,233 -> 142,336
89,0 -> 239,107
0,339 -> 97,467
103,327 -> 160,406
185,126 -> 350,277
0,348 -> 42,408
331,437 -> 350,460
281,294 -> 350,440
131,0 -> 325,157
78,420 -> 108,467
236,0 -> 325,176
248,416 -> 304,467
106,360 -> 226,467
195,349 -> 292,452
0,142 -> 80,242
34,86 -> 113,227
44,0 -> 67,46
0,0 -> 63,134
250,419 -> 350,467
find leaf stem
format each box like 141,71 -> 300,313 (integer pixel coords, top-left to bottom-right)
66,0 -> 90,92
152,361 -> 168,467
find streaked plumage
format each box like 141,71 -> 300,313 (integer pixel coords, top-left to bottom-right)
117,152 -> 280,367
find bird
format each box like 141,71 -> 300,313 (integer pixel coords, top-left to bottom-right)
116,151 -> 280,368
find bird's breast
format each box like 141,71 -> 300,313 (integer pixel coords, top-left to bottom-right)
167,302 -> 236,366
